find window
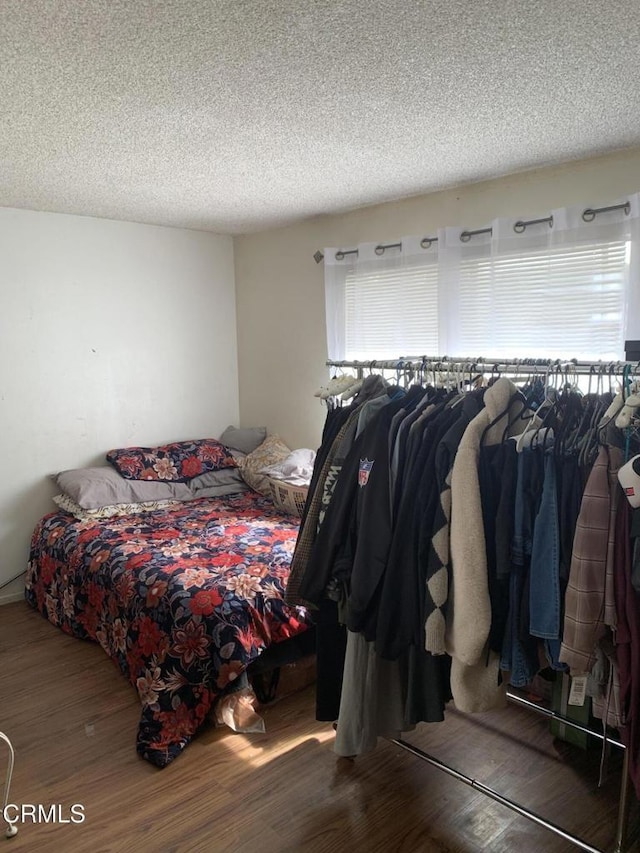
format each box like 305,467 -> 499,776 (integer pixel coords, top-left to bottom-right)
456,239 -> 629,360
344,261 -> 439,360
324,201 -> 639,363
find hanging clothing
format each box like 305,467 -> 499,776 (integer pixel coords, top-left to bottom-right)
559,445 -> 622,675
617,501 -> 640,798
424,389 -> 485,654
286,374 -> 388,608
288,361 -> 640,787
448,377 -> 537,712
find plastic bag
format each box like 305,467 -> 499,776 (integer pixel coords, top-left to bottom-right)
214,686 -> 266,734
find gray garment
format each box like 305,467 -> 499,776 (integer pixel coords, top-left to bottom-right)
389,392 -> 434,500
389,408 -> 408,501
334,631 -> 414,757
356,393 -> 392,437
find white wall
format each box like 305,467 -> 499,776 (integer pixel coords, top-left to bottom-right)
0,208 -> 238,603
234,147 -> 640,450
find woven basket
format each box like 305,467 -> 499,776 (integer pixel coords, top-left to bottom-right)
269,479 -> 308,517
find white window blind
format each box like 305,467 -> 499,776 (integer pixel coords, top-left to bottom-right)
455,239 -> 629,360
344,262 -> 439,360
324,197 -> 639,363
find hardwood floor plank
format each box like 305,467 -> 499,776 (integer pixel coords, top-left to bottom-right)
1,601 -> 637,852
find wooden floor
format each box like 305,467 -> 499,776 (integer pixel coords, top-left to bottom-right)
0,601 -> 638,853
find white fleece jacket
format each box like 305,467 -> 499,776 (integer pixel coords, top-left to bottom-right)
447,377 -> 535,712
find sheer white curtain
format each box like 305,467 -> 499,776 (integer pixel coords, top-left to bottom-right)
324,237 -> 438,361
324,193 -> 640,362
441,196 -> 639,359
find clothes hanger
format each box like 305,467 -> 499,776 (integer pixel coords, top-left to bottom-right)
563,366 -> 599,455
340,377 -> 364,402
517,362 -> 566,451
478,386 -> 527,446
514,363 -> 550,452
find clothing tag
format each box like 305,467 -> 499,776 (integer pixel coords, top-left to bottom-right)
568,675 -> 588,706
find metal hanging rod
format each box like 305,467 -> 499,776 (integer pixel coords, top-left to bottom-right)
387,690 -> 633,853
314,199 -> 631,261
391,737 -> 605,853
326,356 -> 640,376
506,691 -> 631,853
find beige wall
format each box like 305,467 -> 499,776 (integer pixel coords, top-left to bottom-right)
234,147 -> 640,450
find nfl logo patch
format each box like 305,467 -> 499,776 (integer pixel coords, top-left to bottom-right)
358,458 -> 374,487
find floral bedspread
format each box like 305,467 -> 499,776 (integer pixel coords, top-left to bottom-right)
25,492 -> 310,767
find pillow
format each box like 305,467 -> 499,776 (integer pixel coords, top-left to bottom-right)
190,483 -> 249,500
261,449 -> 316,486
189,467 -> 248,497
219,425 -> 267,456
56,466 -> 193,509
53,493 -> 181,521
238,435 -> 291,496
106,439 -> 236,482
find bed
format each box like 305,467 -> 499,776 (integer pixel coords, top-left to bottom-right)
25,490 -> 312,767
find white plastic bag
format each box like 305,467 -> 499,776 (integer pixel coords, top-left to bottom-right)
214,687 -> 266,734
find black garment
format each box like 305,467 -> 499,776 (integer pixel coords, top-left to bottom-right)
391,386 -> 442,516
375,401 -> 454,659
300,374 -> 391,529
512,448 -> 545,664
631,508 -> 640,594
314,598 -> 347,721
401,645 -> 452,727
435,390 -> 486,484
480,441 -> 518,655
346,387 -> 426,638
298,404 -> 351,530
421,390 -> 486,646
556,453 -> 586,582
299,389 -> 421,613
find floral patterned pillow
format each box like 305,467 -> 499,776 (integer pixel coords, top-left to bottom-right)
106,439 -> 237,482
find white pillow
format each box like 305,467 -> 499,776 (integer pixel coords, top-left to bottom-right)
261,449 -> 316,486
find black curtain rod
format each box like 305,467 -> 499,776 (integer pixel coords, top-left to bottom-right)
313,200 -> 631,263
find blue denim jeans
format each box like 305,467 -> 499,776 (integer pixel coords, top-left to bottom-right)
529,453 -> 560,639
500,563 -> 540,687
529,452 -> 568,672
501,449 -> 541,687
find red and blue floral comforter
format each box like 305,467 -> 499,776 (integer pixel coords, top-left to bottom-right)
25,492 -> 311,767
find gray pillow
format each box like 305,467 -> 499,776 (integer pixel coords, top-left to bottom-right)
189,467 -> 247,492
191,483 -> 249,499
219,425 -> 267,456
56,466 -> 193,509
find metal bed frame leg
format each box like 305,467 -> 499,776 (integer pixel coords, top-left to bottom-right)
614,748 -> 631,853
0,733 -> 17,839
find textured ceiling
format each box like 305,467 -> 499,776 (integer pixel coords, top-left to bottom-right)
1,1 -> 639,234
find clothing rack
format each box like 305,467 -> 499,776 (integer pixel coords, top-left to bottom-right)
327,356 -> 640,379
325,355 -> 636,853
